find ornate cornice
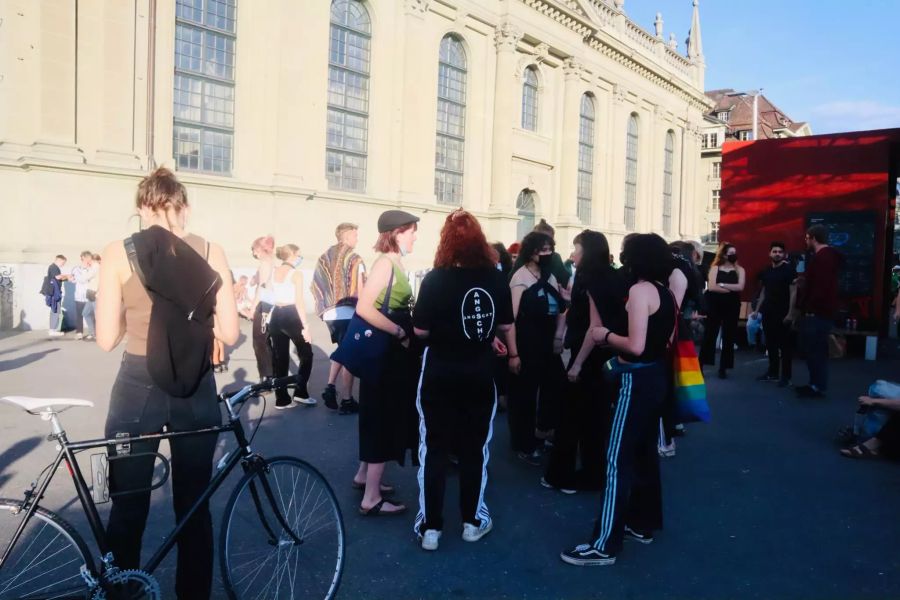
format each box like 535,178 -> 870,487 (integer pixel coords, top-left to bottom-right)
562,57 -> 583,80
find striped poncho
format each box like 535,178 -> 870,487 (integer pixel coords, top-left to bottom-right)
311,243 -> 366,317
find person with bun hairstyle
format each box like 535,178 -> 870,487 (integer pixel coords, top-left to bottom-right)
268,243 -> 316,408
248,235 -> 276,381
353,210 -> 421,517
412,210 -> 514,551
95,167 -> 238,598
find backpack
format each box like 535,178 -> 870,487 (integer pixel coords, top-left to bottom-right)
126,230 -> 220,397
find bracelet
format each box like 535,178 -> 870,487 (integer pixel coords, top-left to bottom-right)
396,326 -> 407,340
604,330 -> 613,344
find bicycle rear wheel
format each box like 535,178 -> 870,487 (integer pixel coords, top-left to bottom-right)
0,498 -> 95,600
220,457 -> 345,600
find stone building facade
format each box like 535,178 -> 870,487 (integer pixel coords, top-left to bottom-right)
0,0 -> 711,329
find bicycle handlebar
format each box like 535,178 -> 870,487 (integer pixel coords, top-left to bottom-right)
218,376 -> 297,415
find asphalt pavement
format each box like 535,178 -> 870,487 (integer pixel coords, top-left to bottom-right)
1,321 -> 899,599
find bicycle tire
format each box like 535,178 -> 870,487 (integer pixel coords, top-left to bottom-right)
0,498 -> 96,600
219,457 -> 345,600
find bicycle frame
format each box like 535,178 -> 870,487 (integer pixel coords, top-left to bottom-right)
0,392 -> 302,580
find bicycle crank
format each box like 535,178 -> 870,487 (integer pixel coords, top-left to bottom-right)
91,569 -> 161,600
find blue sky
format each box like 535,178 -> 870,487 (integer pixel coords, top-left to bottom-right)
620,0 -> 900,134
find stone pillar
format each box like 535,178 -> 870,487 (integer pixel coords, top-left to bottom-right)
557,58 -> 582,224
489,22 -> 521,213
608,84 -> 628,230
397,0 -> 435,204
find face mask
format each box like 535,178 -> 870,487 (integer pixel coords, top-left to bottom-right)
400,246 -> 410,257
538,254 -> 552,269
293,257 -> 303,268
727,254 -> 738,263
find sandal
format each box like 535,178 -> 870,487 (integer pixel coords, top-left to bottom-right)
840,444 -> 880,460
359,499 -> 406,516
351,481 -> 396,494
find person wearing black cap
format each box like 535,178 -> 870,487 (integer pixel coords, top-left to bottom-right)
353,209 -> 421,516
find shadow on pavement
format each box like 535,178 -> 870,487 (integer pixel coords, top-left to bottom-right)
0,436 -> 42,490
0,348 -> 60,372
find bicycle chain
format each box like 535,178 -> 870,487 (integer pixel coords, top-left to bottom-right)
90,569 -> 161,600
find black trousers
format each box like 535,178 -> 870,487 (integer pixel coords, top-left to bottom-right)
544,352 -> 610,491
590,362 -> 665,555
415,350 -> 496,533
508,352 -> 565,454
268,305 -> 313,403
104,354 -> 219,600
75,300 -> 86,334
252,302 -> 274,380
762,315 -> 793,381
700,295 -> 740,371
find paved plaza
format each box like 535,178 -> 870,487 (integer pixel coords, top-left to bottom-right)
1,321 -> 899,599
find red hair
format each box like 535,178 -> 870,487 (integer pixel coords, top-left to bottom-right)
434,210 -> 498,269
374,223 -> 417,254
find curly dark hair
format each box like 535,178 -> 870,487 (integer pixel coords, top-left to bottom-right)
433,210 -> 497,269
621,233 -> 672,283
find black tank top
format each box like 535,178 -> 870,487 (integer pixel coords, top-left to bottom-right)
622,281 -> 676,363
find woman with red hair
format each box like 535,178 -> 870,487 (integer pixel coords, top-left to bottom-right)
412,210 -> 514,551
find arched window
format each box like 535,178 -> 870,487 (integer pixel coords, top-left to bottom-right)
516,189 -> 536,241
521,67 -> 539,131
173,0 -> 237,174
662,130 -> 675,234
624,114 -> 639,230
326,0 -> 371,192
577,94 -> 595,224
434,35 -> 467,205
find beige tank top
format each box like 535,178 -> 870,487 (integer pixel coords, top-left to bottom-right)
122,233 -> 208,356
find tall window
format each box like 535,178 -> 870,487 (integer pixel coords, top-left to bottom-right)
326,0 -> 371,192
711,189 -> 720,210
521,67 -> 539,131
517,189 -> 536,241
712,161 -> 721,178
710,221 -> 719,244
434,35 -> 467,205
662,131 -> 674,235
173,0 -> 237,174
624,114 -> 639,230
577,94 -> 595,224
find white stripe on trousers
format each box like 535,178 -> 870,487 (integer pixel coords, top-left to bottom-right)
413,347 -> 430,536
594,372 -> 633,551
474,382 -> 498,526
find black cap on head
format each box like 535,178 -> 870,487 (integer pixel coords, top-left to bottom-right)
377,210 -> 419,233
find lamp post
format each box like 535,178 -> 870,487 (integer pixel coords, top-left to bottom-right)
727,89 -> 763,140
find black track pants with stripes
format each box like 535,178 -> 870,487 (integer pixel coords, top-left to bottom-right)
415,349 -> 497,534
590,361 -> 665,555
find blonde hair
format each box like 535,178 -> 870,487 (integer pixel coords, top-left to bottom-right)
276,244 -> 300,261
136,167 -> 188,230
335,223 -> 358,240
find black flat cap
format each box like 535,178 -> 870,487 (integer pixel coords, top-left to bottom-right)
377,209 -> 419,233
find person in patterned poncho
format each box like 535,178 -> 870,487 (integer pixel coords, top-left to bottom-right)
311,223 -> 367,414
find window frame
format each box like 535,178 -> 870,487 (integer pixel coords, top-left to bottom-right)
662,130 -> 674,235
624,114 -> 639,230
521,66 -> 540,132
577,93 -> 595,224
434,34 -> 467,206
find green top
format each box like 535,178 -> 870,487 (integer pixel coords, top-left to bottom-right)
375,259 -> 412,311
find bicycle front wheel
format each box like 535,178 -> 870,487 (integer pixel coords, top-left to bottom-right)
220,457 -> 345,600
0,498 -> 95,600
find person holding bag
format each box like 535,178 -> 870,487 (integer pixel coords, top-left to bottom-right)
351,210 -> 420,517
95,167 -> 239,598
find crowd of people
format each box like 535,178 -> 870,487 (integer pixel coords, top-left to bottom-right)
49,164 -> 888,597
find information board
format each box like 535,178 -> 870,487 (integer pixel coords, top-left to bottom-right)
806,211 -> 876,296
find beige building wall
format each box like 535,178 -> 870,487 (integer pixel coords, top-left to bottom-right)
0,0 -> 711,330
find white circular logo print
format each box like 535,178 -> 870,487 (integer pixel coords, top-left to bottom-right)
461,287 -> 495,341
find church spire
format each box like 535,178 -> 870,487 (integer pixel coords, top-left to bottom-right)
686,0 -> 704,62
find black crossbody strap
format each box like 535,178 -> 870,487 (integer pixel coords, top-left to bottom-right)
124,236 -> 147,288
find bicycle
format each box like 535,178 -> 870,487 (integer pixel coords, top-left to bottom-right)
0,375 -> 345,600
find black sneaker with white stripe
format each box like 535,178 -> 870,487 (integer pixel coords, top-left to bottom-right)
560,544 -> 616,566
624,525 -> 654,544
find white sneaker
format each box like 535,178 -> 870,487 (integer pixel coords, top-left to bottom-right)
658,442 -> 676,458
48,330 -> 64,337
420,529 -> 441,551
294,397 -> 317,406
462,519 -> 493,542
74,333 -> 84,340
